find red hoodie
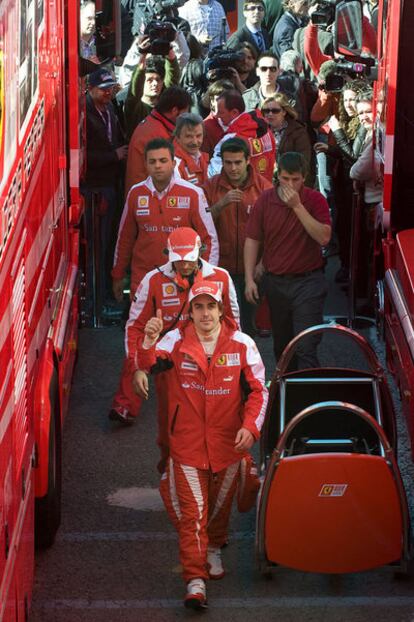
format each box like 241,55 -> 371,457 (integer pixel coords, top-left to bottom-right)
209,112 -> 276,182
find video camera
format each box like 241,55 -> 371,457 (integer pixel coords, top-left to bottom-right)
143,19 -> 177,55
321,58 -> 376,92
311,0 -> 339,28
132,0 -> 185,46
205,48 -> 245,82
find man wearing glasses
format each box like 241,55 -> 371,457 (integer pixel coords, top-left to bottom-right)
226,0 -> 271,55
243,51 -> 283,112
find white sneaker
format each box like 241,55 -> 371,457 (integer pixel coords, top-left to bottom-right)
184,578 -> 207,609
207,546 -> 225,579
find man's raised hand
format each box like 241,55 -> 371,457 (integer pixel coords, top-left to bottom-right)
144,309 -> 164,343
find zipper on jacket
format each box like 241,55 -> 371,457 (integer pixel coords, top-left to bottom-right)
170,404 -> 179,435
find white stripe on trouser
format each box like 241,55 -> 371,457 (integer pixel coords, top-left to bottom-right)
181,464 -> 204,554
168,458 -> 181,522
208,462 -> 240,525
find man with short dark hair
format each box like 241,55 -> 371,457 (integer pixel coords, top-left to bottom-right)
123,39 -> 181,139
125,86 -> 192,193
109,227 -> 239,431
226,0 -> 271,55
245,151 -> 332,369
113,138 -> 219,302
243,51 -> 282,111
173,113 -> 209,186
203,137 -> 272,334
202,79 -> 235,157
208,89 -> 276,181
135,280 -> 267,609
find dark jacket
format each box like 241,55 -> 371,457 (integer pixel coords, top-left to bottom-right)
273,11 -> 308,59
226,25 -> 272,55
262,0 -> 284,37
277,117 -> 312,172
84,93 -> 125,188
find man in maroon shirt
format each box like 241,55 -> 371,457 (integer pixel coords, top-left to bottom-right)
244,151 -> 331,369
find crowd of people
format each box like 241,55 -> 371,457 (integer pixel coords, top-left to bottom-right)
80,0 -> 381,610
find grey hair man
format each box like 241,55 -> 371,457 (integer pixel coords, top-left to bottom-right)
174,112 -> 209,186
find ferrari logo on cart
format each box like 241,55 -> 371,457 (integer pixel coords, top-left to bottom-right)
319,484 -> 348,497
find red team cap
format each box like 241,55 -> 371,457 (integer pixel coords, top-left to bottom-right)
167,227 -> 202,262
188,281 -> 223,304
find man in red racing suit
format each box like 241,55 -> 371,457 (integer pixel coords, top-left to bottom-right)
111,138 -> 218,301
109,229 -> 240,469
135,280 -> 267,609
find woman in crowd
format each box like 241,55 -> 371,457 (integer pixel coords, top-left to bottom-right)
261,92 -> 312,183
314,79 -> 366,282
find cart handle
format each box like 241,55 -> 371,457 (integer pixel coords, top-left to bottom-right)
276,323 -> 383,376
274,401 -> 392,459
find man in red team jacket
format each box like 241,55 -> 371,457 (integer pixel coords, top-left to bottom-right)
125,86 -> 192,194
135,280 -> 268,609
109,228 -> 239,459
112,138 -> 219,302
173,113 -> 209,186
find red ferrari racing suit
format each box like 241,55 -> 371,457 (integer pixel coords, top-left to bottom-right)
111,176 -> 219,294
139,319 -> 268,580
111,260 -> 240,458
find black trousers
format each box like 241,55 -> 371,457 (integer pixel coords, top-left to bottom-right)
262,269 -> 328,370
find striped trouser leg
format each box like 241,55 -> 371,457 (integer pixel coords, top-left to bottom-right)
207,462 -> 240,548
167,461 -> 210,582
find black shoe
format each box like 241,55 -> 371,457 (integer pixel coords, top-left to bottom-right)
335,267 -> 349,283
108,408 -> 135,425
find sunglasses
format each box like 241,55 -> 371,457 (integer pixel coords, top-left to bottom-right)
245,5 -> 265,10
258,66 -> 278,73
262,107 -> 283,114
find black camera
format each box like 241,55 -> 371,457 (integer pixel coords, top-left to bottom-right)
310,0 -> 338,28
143,19 -> 177,55
132,0 -> 185,37
322,58 -> 374,92
205,49 -> 245,81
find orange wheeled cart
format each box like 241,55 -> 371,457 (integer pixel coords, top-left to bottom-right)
256,324 -> 411,575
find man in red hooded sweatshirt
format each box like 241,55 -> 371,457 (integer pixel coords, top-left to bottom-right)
207,89 -> 276,182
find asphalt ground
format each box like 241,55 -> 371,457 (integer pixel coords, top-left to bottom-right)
30,256 -> 414,622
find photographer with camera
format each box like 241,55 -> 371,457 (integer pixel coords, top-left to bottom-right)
304,2 -> 377,78
178,0 -> 229,53
123,35 -> 181,139
235,42 -> 260,89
